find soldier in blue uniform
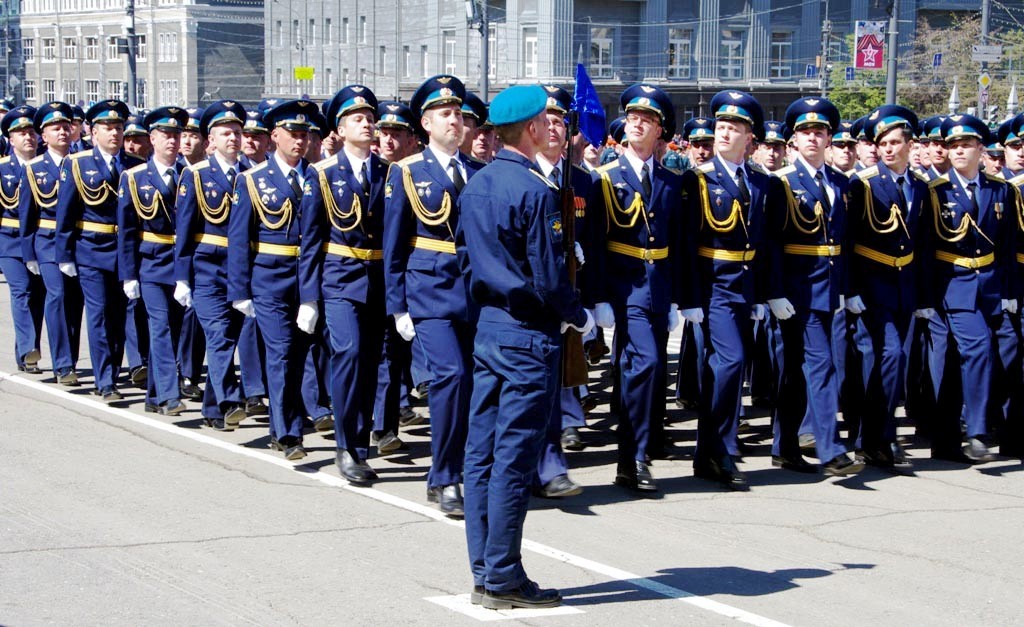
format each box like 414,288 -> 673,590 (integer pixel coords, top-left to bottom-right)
924,114 -> 1018,463
590,84 -> 694,492
68,105 -> 92,155
921,116 -> 951,181
686,90 -> 769,490
997,114 -> 1024,179
20,102 -> 83,385
0,99 -> 15,156
830,121 -> 858,174
765,97 -> 863,476
179,107 -> 206,166
0,105 -> 45,373
846,105 -> 930,473
383,74 -> 484,516
117,106 -> 190,415
460,84 -> 593,610
300,84 -> 389,483
55,100 -> 144,401
174,100 -> 249,431
228,99 -> 318,460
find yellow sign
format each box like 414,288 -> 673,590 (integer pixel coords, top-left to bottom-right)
294,66 -> 315,81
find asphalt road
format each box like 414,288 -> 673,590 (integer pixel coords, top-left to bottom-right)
1,280 -> 1022,626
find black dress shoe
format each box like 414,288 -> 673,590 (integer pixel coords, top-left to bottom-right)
963,437 -> 995,463
144,402 -> 160,413
312,414 -> 335,432
158,399 -> 187,416
482,580 -> 561,610
129,365 -> 147,386
204,417 -> 228,431
693,456 -> 749,491
279,438 -> 306,461
674,398 -> 698,410
224,404 -> 246,427
427,484 -> 464,517
579,394 -> 598,412
245,396 -> 268,416
100,386 -> 122,403
798,433 -> 816,451
932,448 -> 975,464
890,443 -> 914,473
772,454 -> 818,473
22,348 -> 41,370
615,460 -> 658,492
56,369 -> 79,386
537,474 -> 583,498
18,361 -> 42,375
179,379 -> 202,401
336,450 -> 377,484
374,431 -> 408,454
560,427 -> 584,451
470,585 -> 485,605
823,453 -> 864,477
398,406 -> 426,427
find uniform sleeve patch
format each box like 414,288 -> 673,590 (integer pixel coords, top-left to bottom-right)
548,213 -> 563,242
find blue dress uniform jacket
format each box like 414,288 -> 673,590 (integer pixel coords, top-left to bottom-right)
0,155 -> 44,368
383,148 -> 483,321
117,161 -> 181,286
0,155 -> 28,258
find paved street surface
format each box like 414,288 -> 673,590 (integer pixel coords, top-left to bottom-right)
1,280 -> 1022,626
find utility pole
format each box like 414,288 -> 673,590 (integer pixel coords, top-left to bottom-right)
126,0 -> 138,108
885,0 -> 899,104
466,0 -> 489,100
980,0 -> 991,115
819,0 -> 831,98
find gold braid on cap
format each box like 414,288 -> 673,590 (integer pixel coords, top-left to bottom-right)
72,158 -> 115,207
401,164 -> 451,226
245,172 -> 292,230
319,168 -> 362,232
193,168 -> 231,224
26,163 -> 58,208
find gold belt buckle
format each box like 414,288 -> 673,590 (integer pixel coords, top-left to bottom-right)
643,249 -> 653,263
827,245 -> 836,256
968,257 -> 979,269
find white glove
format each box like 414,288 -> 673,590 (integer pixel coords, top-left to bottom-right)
768,298 -> 796,320
232,299 -> 255,318
296,302 -> 319,334
394,312 -> 416,341
750,304 -> 767,321
25,260 -> 40,275
1003,299 -> 1019,315
913,308 -> 936,320
561,309 -> 595,336
846,295 -> 866,314
681,307 -> 704,324
59,262 -> 77,277
835,294 -> 846,314
174,280 -> 193,308
667,303 -> 681,333
593,302 -> 615,328
573,241 -> 585,267
122,279 -> 140,300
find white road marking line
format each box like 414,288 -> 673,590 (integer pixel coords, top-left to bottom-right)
424,594 -> 584,621
0,370 -> 792,627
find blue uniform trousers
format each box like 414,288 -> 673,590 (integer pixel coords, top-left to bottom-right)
853,309 -> 912,450
140,283 -> 183,406
125,297 -> 148,371
325,298 -> 384,459
373,318 -> 411,433
698,301 -> 752,461
536,384 -> 574,486
302,332 -> 332,419
939,310 -> 1004,442
0,257 -> 44,368
560,387 -> 586,429
675,321 -> 704,405
774,310 -> 847,462
37,261 -> 81,373
613,305 -> 668,464
412,317 -> 474,488
990,313 -> 1021,445
464,320 -> 560,592
238,316 -> 267,399
192,277 -> 243,420
253,284 -> 307,441
78,265 -> 126,390
178,306 -> 206,384
747,315 -> 774,402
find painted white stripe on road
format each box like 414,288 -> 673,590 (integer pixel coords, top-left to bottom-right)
0,370 -> 791,627
424,594 -> 584,621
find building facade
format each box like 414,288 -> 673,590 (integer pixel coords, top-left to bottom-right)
7,0 -> 264,109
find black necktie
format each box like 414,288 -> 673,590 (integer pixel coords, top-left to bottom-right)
641,163 -> 652,198
895,176 -> 908,212
110,158 -> 120,181
967,181 -> 980,214
450,161 -> 465,193
815,171 -> 832,212
736,167 -> 750,206
165,167 -> 177,190
549,166 -> 561,187
287,169 -> 302,198
226,166 -> 237,188
361,162 -> 370,195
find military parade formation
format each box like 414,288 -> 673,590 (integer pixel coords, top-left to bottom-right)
1,72 -> 1022,609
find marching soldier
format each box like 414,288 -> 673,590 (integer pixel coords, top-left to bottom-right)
852,117 -> 879,170
686,90 -> 770,490
179,108 -> 207,166
299,85 -> 389,484
753,120 -> 786,172
20,102 -> 83,385
0,105 -> 45,373
830,121 -> 858,174
175,108 -> 207,403
68,105 -> 91,154
174,100 -> 249,431
383,74 -> 484,516
124,115 -> 153,160
459,91 -> 488,157
765,96 -> 863,476
921,116 -> 951,180
117,106 -> 190,416
55,100 -> 144,401
228,99 -> 318,460
997,114 -> 1024,179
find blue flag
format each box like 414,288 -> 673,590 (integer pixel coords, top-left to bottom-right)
572,63 -> 606,148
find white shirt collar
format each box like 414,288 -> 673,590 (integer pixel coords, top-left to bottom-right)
273,151 -> 302,182
213,152 -> 238,176
535,154 -> 564,179
47,148 -> 65,167
797,155 -> 828,180
428,145 -> 461,172
96,147 -> 116,169
715,154 -> 745,180
343,147 -> 371,181
622,149 -> 654,181
952,168 -> 980,191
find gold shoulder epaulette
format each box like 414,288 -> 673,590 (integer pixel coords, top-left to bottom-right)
396,153 -> 424,169
983,172 -> 1006,184
773,165 -> 797,178
911,169 -> 930,183
126,163 -> 148,176
189,159 -> 211,172
928,174 -> 950,189
0,156 -> 10,165
596,161 -> 619,174
697,162 -> 715,174
27,155 -> 46,166
69,151 -> 92,160
242,160 -> 269,178
312,154 -> 339,173
856,165 -> 879,180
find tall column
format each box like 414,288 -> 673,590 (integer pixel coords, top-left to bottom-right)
749,0 -> 771,81
536,0 -> 572,80
798,0 -> 820,77
640,0 -> 667,81
697,0 -> 719,81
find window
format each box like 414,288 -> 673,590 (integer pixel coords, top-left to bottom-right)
719,30 -> 746,80
402,45 -> 410,78
324,18 -> 332,45
523,27 -> 538,78
668,28 -> 691,79
342,68 -> 349,85
135,34 -> 147,60
360,68 -> 367,84
43,79 -> 56,101
590,27 -> 613,78
308,18 -> 315,47
62,79 -> 77,103
342,17 -> 349,44
770,32 -> 793,78
420,45 -> 428,77
158,33 -> 177,62
108,80 -> 123,100
108,36 -> 119,59
275,68 -> 283,90
358,16 -> 366,43
443,30 -> 456,74
86,80 -> 100,103
24,80 -> 36,102
42,37 -> 55,61
325,68 -> 334,92
136,80 -> 147,108
63,37 -> 77,60
85,36 -> 98,61
159,79 -> 178,104
488,24 -> 496,79
292,20 -> 299,46
379,45 -> 387,78
276,20 -> 283,48
22,38 -> 34,61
